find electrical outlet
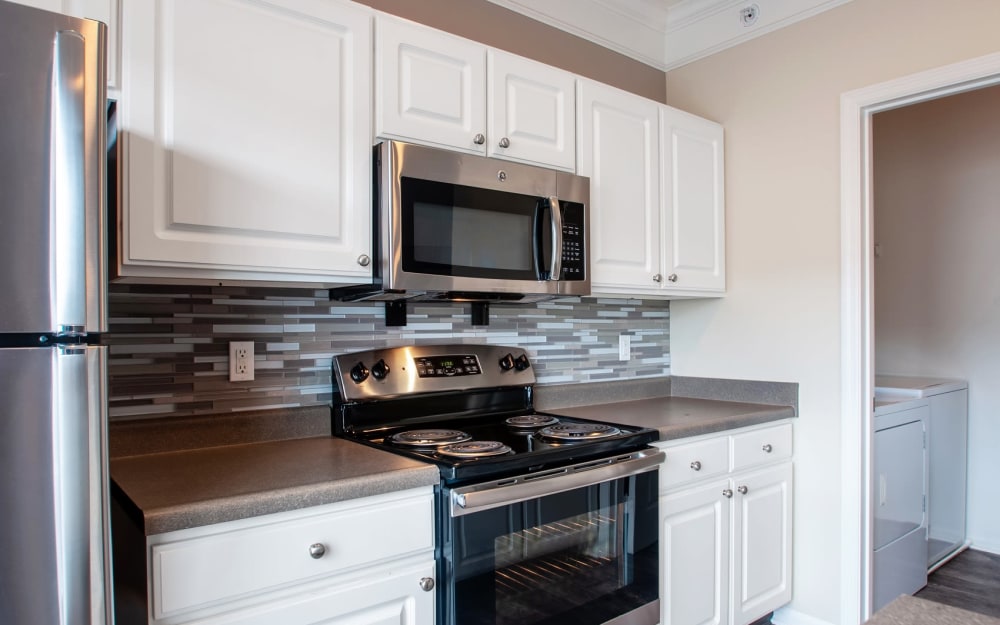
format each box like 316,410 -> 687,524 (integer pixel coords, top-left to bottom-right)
229,341 -> 254,382
619,334 -> 631,361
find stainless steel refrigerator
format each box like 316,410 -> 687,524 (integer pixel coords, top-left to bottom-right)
0,1 -> 110,624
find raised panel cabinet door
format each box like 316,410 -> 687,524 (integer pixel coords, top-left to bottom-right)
578,80 -> 661,293
731,462 -> 793,625
181,560 -> 435,625
661,106 -> 725,293
375,14 -> 486,154
660,480 -> 730,625
120,0 -> 373,283
487,49 -> 575,170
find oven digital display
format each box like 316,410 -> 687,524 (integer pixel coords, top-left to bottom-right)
414,354 -> 481,378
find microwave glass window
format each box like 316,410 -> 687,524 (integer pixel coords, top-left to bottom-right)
413,202 -> 531,271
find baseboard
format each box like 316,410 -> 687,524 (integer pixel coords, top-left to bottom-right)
969,539 -> 1000,556
771,606 -> 838,625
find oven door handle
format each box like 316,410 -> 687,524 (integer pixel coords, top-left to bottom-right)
449,448 -> 664,517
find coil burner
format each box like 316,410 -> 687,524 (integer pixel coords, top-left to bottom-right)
436,440 -> 513,459
388,429 -> 471,448
537,423 -> 622,442
505,414 -> 560,429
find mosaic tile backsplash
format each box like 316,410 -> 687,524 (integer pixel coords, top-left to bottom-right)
106,285 -> 670,420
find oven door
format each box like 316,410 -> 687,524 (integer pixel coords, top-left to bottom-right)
439,449 -> 663,625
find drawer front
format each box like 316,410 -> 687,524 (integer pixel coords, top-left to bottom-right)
731,423 -> 793,471
151,495 -> 433,620
661,436 -> 729,491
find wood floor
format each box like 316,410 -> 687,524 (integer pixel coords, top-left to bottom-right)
915,548 -> 1000,618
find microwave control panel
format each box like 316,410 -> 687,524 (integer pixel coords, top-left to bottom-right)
560,203 -> 586,280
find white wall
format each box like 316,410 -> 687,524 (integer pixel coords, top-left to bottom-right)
663,1 -> 1000,623
873,84 -> 1000,554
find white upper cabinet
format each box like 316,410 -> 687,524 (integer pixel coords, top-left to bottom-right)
11,0 -> 120,92
662,107 -> 726,293
117,0 -> 374,285
578,79 -> 662,291
376,14 -> 576,171
581,77 -> 725,298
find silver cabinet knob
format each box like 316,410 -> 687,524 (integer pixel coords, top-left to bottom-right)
653,274 -> 663,283
473,133 -> 486,145
419,577 -> 435,592
737,485 -> 749,495
722,488 -> 733,499
690,461 -> 702,471
667,273 -> 678,283
498,137 -> 510,148
357,254 -> 371,267
308,543 -> 326,559
762,443 -> 773,453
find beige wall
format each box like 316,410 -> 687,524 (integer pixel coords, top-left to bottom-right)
664,1 -> 1000,623
356,0 -> 666,102
873,84 -> 1000,555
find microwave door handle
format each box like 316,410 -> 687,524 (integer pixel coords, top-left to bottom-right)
548,196 -> 563,280
532,198 -> 546,279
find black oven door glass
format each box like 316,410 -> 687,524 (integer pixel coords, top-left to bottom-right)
440,471 -> 659,625
400,176 -> 544,281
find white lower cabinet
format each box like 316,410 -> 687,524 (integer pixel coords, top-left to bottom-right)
144,488 -> 435,625
658,423 -> 793,625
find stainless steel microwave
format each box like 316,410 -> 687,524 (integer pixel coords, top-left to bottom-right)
337,141 -> 590,302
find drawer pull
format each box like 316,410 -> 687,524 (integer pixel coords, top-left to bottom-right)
690,461 -> 702,471
308,543 -> 326,559
419,577 -> 435,592
737,485 -> 749,495
722,489 -> 733,499
762,444 -> 773,453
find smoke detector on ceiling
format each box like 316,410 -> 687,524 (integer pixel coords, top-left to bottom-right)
740,3 -> 760,27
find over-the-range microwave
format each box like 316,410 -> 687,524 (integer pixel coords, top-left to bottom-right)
332,140 -> 590,303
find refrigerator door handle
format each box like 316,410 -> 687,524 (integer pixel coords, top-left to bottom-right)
50,30 -> 88,334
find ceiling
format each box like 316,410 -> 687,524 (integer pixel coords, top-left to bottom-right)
486,0 -> 853,71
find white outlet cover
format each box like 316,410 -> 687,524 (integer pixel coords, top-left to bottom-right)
619,335 -> 631,361
229,341 -> 255,382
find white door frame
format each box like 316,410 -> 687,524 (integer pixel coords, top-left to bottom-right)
840,51 -> 1000,625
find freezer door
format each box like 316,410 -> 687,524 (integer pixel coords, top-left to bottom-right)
0,2 -> 107,334
0,345 -> 110,625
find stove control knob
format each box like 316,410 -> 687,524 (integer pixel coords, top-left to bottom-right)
514,354 -> 531,371
350,361 -> 369,383
371,358 -> 390,380
499,353 -> 515,371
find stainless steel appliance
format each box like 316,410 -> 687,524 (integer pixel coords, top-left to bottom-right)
332,345 -> 663,625
0,2 -> 109,624
332,140 -> 590,303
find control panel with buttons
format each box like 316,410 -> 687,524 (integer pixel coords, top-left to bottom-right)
559,202 -> 586,279
415,355 -> 481,378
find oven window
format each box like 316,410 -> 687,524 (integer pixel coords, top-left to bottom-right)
440,471 -> 659,625
401,177 -> 540,280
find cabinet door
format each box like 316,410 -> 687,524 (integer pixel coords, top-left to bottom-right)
661,479 -> 730,625
120,0 -> 373,284
578,80 -> 661,293
731,462 -> 793,625
186,561 -> 435,625
487,50 -> 575,170
661,107 -> 725,293
375,14 -> 486,154
8,0 -> 120,91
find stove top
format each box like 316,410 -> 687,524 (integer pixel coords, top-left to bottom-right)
331,345 -> 658,485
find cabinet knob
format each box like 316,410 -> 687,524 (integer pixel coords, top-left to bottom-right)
308,543 -> 326,559
357,254 -> 371,267
498,137 -> 511,148
722,488 -> 733,499
737,485 -> 749,495
690,460 -> 702,471
668,273 -> 678,283
653,274 -> 663,283
419,577 -> 435,592
473,133 -> 486,145
762,443 -> 773,453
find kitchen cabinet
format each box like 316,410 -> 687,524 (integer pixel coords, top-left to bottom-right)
375,13 -> 576,170
8,0 -> 120,92
117,0 -> 373,285
657,422 -> 793,625
579,79 -> 725,298
135,487 -> 435,625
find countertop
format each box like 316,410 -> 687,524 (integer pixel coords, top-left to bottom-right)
866,596 -> 1000,625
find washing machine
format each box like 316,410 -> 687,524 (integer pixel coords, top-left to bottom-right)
875,375 -> 969,567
